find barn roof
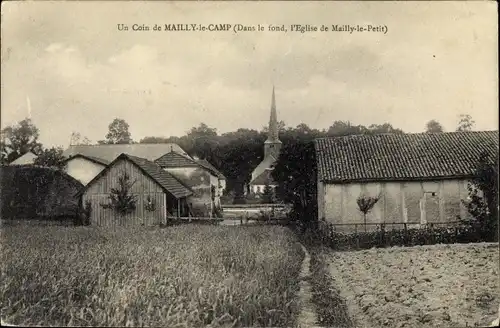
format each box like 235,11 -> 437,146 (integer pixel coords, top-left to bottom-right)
64,154 -> 109,166
155,151 -> 200,168
195,159 -> 227,180
79,153 -> 193,199
315,131 -> 499,183
63,143 -> 190,163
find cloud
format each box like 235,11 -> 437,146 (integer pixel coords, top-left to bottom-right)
1,1 -> 497,148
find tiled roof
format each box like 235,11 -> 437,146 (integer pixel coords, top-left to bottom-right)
125,155 -> 193,198
63,143 -> 190,163
155,151 -> 200,168
315,131 -> 499,183
249,168 -> 278,186
80,153 -> 192,199
196,159 -> 226,179
64,154 -> 109,166
250,155 -> 277,183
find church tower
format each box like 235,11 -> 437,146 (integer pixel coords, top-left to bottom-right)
264,86 -> 282,158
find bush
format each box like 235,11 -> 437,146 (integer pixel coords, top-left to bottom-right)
0,165 -> 83,220
316,221 -> 483,251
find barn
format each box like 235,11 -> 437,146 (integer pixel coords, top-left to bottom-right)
63,143 -> 190,185
315,131 -> 499,231
79,153 -> 193,227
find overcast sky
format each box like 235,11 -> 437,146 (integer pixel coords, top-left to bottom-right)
1,1 -> 498,148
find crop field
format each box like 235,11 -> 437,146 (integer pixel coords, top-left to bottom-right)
326,243 -> 499,328
0,225 -> 303,327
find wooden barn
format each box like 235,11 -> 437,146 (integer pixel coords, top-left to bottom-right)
315,131 -> 499,232
79,153 -> 193,227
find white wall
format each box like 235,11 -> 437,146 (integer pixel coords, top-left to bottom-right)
250,184 -> 277,194
65,157 -> 106,185
319,179 -> 472,231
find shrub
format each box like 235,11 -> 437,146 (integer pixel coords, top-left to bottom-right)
100,172 -> 137,217
461,151 -> 498,241
316,220 -> 483,251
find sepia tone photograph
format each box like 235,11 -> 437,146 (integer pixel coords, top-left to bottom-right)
1,0 -> 499,327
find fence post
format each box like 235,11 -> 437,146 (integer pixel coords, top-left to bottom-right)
355,224 -> 360,249
404,223 -> 408,245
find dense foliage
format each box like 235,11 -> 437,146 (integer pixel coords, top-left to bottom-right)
0,118 -> 42,164
33,146 -> 67,169
315,220 -> 487,251
0,166 -> 83,220
0,225 -> 303,327
462,151 -> 499,241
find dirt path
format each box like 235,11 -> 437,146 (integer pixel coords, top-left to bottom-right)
296,243 -> 322,328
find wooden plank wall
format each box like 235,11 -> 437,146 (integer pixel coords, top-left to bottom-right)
82,159 -> 167,227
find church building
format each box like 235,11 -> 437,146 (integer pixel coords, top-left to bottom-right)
247,87 -> 282,195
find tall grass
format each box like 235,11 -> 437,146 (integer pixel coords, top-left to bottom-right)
0,225 -> 303,327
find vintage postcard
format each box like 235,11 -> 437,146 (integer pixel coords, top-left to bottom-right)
1,1 -> 498,327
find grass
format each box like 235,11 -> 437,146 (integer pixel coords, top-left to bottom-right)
0,224 -> 303,327
309,248 -> 354,328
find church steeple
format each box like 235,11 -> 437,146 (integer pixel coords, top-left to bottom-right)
264,86 -> 282,158
267,86 -> 279,142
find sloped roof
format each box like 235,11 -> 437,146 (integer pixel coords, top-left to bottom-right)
80,153 -> 192,199
10,152 -> 38,165
64,154 -> 109,166
249,168 -> 278,186
155,151 -> 200,168
315,131 -> 499,183
63,143 -> 190,163
196,159 -> 227,180
250,154 -> 276,183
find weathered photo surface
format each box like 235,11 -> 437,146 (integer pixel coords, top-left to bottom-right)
1,1 -> 498,327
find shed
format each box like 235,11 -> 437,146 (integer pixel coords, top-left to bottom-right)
79,153 -> 193,226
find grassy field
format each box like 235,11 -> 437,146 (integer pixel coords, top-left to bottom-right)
326,243 -> 499,328
0,225 -> 303,327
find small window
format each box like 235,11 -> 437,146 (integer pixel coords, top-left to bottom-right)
269,145 -> 274,148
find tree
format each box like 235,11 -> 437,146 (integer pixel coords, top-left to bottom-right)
34,147 -> 67,170
327,120 -> 366,136
0,118 -> 43,163
139,136 -> 171,144
262,183 -> 275,204
100,172 -> 137,218
456,114 -> 475,132
462,151 -> 498,241
367,123 -> 404,134
104,118 -> 132,144
262,120 -> 286,133
356,194 -> 380,232
69,132 -> 92,145
272,140 -> 317,232
425,120 -> 444,133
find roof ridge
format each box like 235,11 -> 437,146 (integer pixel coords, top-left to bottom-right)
315,130 -> 499,141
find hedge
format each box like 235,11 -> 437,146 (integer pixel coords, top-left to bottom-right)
316,220 -> 488,250
0,165 -> 84,220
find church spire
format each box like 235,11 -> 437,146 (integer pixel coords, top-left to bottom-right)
267,86 -> 279,142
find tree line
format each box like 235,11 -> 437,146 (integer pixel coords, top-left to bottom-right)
1,114 -> 476,195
